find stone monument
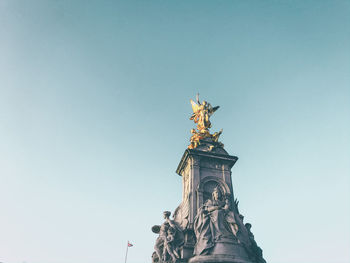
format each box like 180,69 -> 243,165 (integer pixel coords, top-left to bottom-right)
151,95 -> 266,263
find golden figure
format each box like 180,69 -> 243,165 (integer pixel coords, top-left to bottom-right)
212,129 -> 223,142
188,94 -> 223,149
190,94 -> 219,134
188,129 -> 203,149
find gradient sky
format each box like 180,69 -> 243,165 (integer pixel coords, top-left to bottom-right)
0,1 -> 349,263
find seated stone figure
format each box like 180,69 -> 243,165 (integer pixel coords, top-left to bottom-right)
193,187 -> 238,255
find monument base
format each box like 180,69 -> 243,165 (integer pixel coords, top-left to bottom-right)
189,241 -> 252,263
189,255 -> 253,263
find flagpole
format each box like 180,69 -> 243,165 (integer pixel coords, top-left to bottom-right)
124,241 -> 129,263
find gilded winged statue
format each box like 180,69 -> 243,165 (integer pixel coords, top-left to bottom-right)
188,94 -> 223,149
190,94 -> 219,133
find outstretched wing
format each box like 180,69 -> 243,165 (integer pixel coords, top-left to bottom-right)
208,105 -> 220,116
212,105 -> 220,112
190,99 -> 200,120
190,99 -> 200,113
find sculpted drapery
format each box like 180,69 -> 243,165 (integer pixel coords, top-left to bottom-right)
193,187 -> 237,255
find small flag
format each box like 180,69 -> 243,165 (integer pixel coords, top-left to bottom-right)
128,241 -> 133,247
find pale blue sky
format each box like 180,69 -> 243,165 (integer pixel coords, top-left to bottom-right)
0,1 -> 349,263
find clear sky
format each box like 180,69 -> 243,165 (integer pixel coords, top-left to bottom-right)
0,1 -> 349,263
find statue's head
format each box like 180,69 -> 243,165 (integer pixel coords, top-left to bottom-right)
163,211 -> 171,219
245,223 -> 252,230
212,186 -> 222,201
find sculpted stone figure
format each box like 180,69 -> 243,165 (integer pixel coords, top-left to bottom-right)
163,227 -> 180,262
224,198 -> 239,236
193,187 -> 238,255
152,211 -> 184,263
245,223 -> 265,263
232,201 -> 267,263
192,187 -> 266,262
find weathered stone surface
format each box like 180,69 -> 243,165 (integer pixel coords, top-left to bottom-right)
151,136 -> 266,263
152,211 -> 184,263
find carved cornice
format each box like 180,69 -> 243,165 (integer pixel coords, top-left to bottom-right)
176,149 -> 238,176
